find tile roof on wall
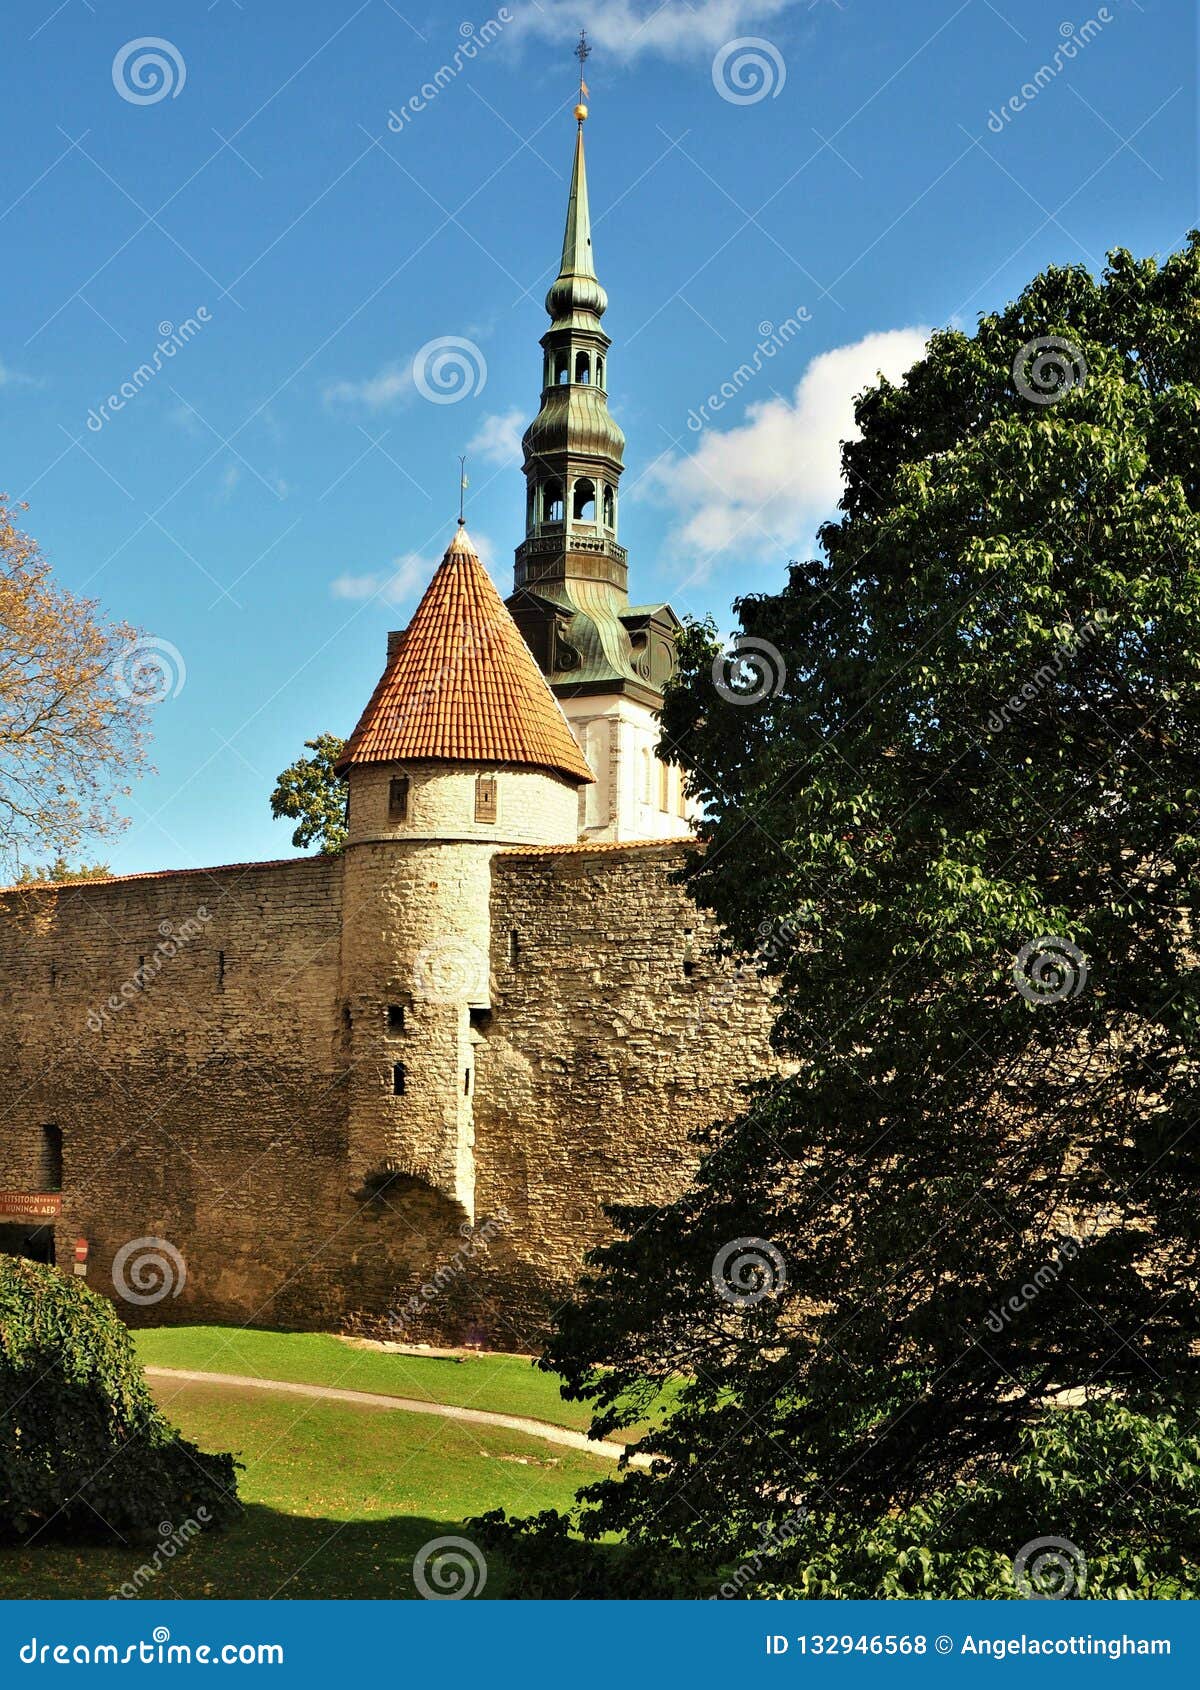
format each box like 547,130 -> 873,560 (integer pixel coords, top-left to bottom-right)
336,524 -> 594,786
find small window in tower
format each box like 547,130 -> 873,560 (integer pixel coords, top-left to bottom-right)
475,775 -> 498,824
543,480 -> 564,523
596,356 -> 605,388
464,1067 -> 472,1097
575,350 -> 590,384
554,351 -> 569,384
659,759 -> 671,813
387,1003 -> 406,1033
677,771 -> 689,820
389,775 -> 410,821
573,477 -> 596,522
392,1061 -> 406,1096
641,747 -> 653,805
508,929 -> 521,967
40,1124 -> 63,1192
602,485 -> 615,528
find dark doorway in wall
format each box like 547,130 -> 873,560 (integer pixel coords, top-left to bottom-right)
0,1223 -> 55,1264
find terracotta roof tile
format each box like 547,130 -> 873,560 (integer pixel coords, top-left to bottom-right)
337,525 -> 593,785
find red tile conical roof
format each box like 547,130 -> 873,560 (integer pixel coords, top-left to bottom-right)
337,524 -> 594,784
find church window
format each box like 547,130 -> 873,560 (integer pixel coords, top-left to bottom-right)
641,747 -> 653,804
389,775 -> 410,821
40,1125 -> 62,1192
464,1067 -> 472,1096
602,485 -> 615,528
508,929 -> 520,967
543,481 -> 564,523
554,351 -> 570,384
387,1003 -> 406,1033
575,350 -> 590,383
392,1062 -> 407,1096
677,772 -> 688,819
659,759 -> 671,812
475,775 -> 498,823
595,356 -> 604,388
572,477 -> 596,522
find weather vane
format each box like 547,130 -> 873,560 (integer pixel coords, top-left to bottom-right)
575,28 -> 590,121
458,455 -> 468,525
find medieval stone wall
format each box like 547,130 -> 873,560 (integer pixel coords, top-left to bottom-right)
0,859 -> 351,1327
0,840 -> 778,1346
465,841 -> 778,1337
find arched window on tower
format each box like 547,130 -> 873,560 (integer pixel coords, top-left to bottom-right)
602,485 -> 615,528
575,350 -> 591,384
595,356 -> 605,388
572,477 -> 596,522
543,480 -> 564,523
527,485 -> 537,529
554,351 -> 570,384
640,747 -> 653,806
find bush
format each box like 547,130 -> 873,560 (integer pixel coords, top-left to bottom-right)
0,1258 -> 239,1543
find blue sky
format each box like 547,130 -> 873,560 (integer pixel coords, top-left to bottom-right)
1,0 -> 1193,873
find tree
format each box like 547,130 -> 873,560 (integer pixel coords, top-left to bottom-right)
15,857 -> 111,884
0,1258 -> 238,1543
491,238 -> 1200,1596
0,498 -> 151,878
270,733 -> 347,854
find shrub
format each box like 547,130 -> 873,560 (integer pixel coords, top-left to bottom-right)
0,1258 -> 239,1543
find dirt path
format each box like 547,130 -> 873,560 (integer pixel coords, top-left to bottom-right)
145,1366 -> 648,1466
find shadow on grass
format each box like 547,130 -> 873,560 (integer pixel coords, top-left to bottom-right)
0,1506 -> 510,1601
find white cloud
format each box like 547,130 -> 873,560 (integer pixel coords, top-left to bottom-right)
468,408 -> 524,468
323,363 -> 413,410
331,532 -> 497,606
508,0 -> 795,60
0,357 -> 36,388
645,327 -> 931,569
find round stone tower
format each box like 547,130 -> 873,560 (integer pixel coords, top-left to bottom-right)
335,523 -> 592,1221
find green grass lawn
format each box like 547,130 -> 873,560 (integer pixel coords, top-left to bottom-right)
134,1324 -> 613,1435
0,1377 -> 613,1600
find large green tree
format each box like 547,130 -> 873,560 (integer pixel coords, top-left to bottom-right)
488,238 -> 1200,1597
269,733 -> 347,854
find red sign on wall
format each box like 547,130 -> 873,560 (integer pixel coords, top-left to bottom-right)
0,1193 -> 62,1221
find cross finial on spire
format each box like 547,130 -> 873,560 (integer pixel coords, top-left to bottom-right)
574,28 -> 590,121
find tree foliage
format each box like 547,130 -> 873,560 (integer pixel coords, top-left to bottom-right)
0,1259 -> 238,1543
14,857 -> 111,884
492,237 -> 1200,1595
269,733 -> 347,854
0,498 -> 152,878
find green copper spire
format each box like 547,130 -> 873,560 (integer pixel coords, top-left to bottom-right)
545,124 -> 608,322
507,69 -> 681,712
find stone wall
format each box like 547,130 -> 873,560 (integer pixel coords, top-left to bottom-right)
0,859 -> 350,1327
0,837 -> 778,1346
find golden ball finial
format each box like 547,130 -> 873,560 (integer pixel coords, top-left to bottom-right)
575,102 -> 588,121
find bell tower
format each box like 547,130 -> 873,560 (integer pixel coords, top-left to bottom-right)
507,38 -> 691,842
